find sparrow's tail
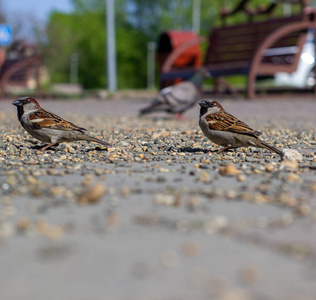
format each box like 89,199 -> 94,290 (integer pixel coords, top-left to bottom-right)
81,134 -> 112,147
259,140 -> 283,158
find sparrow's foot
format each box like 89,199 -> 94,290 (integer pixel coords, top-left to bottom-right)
216,146 -> 231,154
39,143 -> 59,151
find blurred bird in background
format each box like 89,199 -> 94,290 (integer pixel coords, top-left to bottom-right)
139,68 -> 210,119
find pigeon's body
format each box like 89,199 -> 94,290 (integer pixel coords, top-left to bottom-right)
146,81 -> 199,114
139,68 -> 210,117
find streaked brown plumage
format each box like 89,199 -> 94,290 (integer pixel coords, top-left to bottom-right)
13,97 -> 111,150
199,100 -> 283,157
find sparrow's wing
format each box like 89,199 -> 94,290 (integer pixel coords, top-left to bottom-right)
205,111 -> 261,137
29,109 -> 87,132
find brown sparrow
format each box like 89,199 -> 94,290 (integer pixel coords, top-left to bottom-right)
199,100 -> 283,157
12,97 -> 111,150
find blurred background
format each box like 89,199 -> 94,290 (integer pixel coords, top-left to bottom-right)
1,0 -> 315,98
1,2 -> 316,300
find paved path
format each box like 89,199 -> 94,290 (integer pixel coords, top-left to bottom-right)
0,97 -> 316,300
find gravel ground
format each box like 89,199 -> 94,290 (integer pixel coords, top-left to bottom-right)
0,97 -> 316,300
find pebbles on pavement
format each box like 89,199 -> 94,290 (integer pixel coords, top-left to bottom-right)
1,99 -> 316,300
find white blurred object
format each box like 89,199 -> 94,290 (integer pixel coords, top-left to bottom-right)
281,149 -> 303,162
275,29 -> 315,87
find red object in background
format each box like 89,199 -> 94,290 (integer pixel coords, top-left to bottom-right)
0,48 -> 5,67
157,30 -> 202,88
157,30 -> 202,70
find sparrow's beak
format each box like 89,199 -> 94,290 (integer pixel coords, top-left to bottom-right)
12,100 -> 22,107
199,100 -> 208,107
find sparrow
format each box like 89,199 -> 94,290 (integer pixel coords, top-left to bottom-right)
139,68 -> 210,119
199,100 -> 283,158
12,97 -> 111,151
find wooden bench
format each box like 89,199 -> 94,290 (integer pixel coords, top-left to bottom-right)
160,9 -> 316,98
0,41 -> 41,97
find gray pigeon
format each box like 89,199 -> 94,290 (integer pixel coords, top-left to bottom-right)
139,68 -> 210,119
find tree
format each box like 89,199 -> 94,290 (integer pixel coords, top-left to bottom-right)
43,0 -> 304,89
44,0 -> 148,89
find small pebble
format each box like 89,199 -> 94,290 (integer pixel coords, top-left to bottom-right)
237,174 -> 246,182
282,149 -> 303,162
281,160 -> 298,171
239,264 -> 260,285
16,217 -> 31,231
106,212 -> 119,227
219,164 -> 239,176
182,241 -> 200,257
287,173 -> 300,182
309,182 -> 316,192
78,183 -> 107,205
161,250 -> 179,268
198,171 -> 211,183
265,164 -> 275,173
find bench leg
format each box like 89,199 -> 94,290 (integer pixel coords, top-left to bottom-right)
247,73 -> 256,99
0,82 -> 5,98
214,77 -> 221,95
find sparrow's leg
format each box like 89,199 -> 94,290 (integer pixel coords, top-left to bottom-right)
39,143 -> 58,151
216,146 -> 232,153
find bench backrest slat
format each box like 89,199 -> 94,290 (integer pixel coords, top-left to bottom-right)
204,14 -> 306,66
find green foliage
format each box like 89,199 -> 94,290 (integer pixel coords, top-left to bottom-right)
44,6 -> 106,88
44,0 -> 149,89
43,0 -> 306,90
116,25 -> 148,88
73,10 -> 106,88
44,13 -> 75,83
